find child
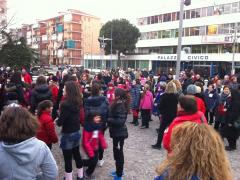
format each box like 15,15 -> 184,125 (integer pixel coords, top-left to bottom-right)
140,84 -> 153,129
130,79 -> 141,126
36,100 -> 58,150
82,112 -> 107,178
107,82 -> 115,105
108,88 -> 129,180
152,82 -> 166,116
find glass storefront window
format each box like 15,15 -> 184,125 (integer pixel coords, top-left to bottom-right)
207,6 -> 214,16
208,45 -> 218,53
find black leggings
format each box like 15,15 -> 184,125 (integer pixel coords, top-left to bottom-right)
98,129 -> 106,160
141,109 -> 151,128
206,110 -> 214,124
83,151 -> 98,176
62,146 -> 83,173
156,120 -> 170,146
113,137 -> 125,177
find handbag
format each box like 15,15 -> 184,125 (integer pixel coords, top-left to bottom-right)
217,103 -> 225,116
233,116 -> 240,129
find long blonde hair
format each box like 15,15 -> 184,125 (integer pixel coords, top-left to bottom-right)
156,122 -> 232,180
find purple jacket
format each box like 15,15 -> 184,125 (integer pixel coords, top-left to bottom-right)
140,90 -> 153,110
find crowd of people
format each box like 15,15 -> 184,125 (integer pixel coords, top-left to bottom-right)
0,66 -> 239,180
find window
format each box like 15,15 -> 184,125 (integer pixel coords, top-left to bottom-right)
147,17 -> 151,24
207,6 -> 214,16
232,2 -> 239,13
170,29 -> 176,38
208,45 -> 218,53
207,25 -> 218,35
158,31 -> 162,38
175,29 -> 179,37
201,7 -> 207,17
199,26 -> 206,35
186,10 -> 191,19
192,45 -> 202,53
159,15 -> 163,23
177,12 -> 180,20
190,27 -> 200,36
154,16 -> 159,23
162,30 -> 171,38
163,13 -> 171,22
191,9 -> 196,18
172,12 -> 177,21
196,8 -> 201,18
184,28 -> 190,36
151,16 -> 155,24
223,3 -> 231,14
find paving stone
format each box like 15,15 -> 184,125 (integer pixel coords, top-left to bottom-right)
52,115 -> 240,180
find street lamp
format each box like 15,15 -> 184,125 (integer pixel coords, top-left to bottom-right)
98,35 -> 113,69
175,0 -> 191,80
231,22 -> 238,75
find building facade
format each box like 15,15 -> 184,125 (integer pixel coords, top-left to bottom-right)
14,9 -> 101,65
85,0 -> 240,76
0,0 -> 7,46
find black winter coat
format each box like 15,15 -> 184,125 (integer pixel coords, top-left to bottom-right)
108,100 -> 128,139
57,101 -> 80,133
221,99 -> 240,139
30,84 -> 52,113
159,93 -> 178,123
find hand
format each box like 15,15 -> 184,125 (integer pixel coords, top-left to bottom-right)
228,123 -> 232,127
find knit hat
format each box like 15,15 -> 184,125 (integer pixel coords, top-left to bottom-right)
187,84 -> 197,95
196,86 -> 202,94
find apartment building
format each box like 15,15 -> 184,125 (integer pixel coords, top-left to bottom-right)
19,9 -> 101,65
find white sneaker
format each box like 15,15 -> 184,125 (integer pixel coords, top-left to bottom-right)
97,159 -> 104,167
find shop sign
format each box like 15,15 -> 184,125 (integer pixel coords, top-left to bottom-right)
157,55 -> 209,61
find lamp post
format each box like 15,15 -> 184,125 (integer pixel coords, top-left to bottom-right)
232,22 -> 238,75
176,0 -> 191,80
98,35 -> 113,69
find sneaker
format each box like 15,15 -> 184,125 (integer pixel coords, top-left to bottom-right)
110,171 -> 125,177
114,176 -> 122,180
97,159 -> 104,167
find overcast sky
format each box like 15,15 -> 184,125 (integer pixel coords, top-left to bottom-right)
7,0 -> 226,27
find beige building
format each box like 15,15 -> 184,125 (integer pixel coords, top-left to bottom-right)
14,9 -> 101,65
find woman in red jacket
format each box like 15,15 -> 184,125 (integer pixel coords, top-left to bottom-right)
163,95 -> 208,154
82,112 -> 107,178
36,100 -> 58,149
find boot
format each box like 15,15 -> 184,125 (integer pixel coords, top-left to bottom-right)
134,117 -> 139,126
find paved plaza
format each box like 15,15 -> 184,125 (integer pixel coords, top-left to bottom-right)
52,116 -> 240,180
